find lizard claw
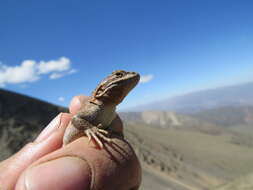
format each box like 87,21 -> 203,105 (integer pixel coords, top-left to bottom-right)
84,126 -> 111,149
85,130 -> 92,143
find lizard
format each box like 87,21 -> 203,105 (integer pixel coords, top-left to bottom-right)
63,70 -> 140,148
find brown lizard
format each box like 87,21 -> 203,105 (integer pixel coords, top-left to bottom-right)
63,70 -> 140,148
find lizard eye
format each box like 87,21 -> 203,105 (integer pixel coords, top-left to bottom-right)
115,72 -> 123,77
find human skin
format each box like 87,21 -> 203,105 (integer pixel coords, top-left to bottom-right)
0,95 -> 142,190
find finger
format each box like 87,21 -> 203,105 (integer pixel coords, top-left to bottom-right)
69,95 -> 89,114
0,113 -> 71,190
16,136 -> 142,190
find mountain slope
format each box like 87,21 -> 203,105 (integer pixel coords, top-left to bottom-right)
213,173 -> 253,190
0,89 -> 66,160
124,119 -> 253,190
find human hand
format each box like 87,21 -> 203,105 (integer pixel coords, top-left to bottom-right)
0,95 -> 142,190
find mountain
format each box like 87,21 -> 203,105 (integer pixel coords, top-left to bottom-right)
190,105 -> 253,127
129,81 -> 253,113
120,111 -> 225,136
0,89 -> 66,159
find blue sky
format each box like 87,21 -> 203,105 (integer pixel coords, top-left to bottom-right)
1,0 -> 253,109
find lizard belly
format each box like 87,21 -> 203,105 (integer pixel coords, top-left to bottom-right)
74,103 -> 116,129
95,107 -> 116,128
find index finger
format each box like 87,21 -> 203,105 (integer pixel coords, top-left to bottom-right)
69,95 -> 89,114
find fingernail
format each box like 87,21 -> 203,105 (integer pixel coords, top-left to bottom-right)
24,157 -> 91,190
35,114 -> 62,143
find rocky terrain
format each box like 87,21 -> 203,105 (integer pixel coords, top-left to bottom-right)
1,88 -> 253,189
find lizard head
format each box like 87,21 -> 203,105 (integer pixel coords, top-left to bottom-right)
92,70 -> 140,105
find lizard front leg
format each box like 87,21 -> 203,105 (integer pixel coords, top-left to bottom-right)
63,115 -> 91,146
85,124 -> 112,148
64,115 -> 111,148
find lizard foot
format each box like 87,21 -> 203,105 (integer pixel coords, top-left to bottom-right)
85,126 -> 111,148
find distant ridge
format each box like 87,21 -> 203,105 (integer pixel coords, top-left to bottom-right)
128,81 -> 253,113
191,105 -> 253,127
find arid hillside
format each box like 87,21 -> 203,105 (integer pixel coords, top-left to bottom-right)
0,89 -> 66,160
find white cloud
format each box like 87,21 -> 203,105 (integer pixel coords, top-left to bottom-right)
49,68 -> 78,80
38,57 -> 70,74
68,69 -> 78,74
0,57 -> 77,86
49,72 -> 64,79
58,96 -> 65,102
0,61 -> 39,86
140,74 -> 154,83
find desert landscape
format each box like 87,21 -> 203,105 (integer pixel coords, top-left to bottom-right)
1,82 -> 253,189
